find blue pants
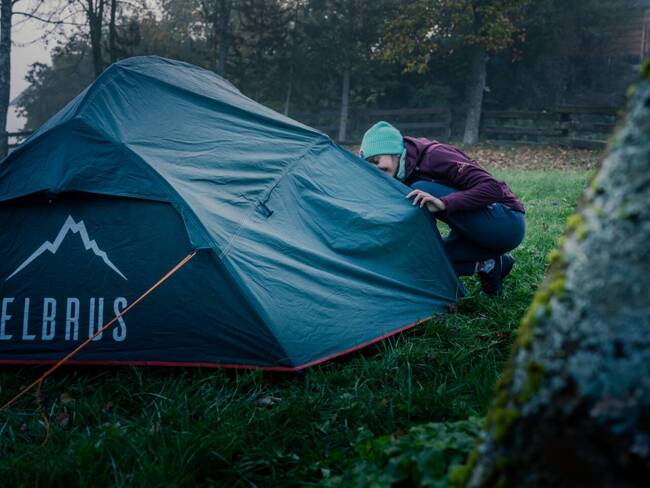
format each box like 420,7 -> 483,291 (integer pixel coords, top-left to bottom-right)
411,180 -> 526,276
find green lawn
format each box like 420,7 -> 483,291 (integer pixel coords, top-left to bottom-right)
0,169 -> 592,487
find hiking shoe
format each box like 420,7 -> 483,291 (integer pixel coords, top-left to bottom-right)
479,255 -> 515,296
500,254 -> 515,281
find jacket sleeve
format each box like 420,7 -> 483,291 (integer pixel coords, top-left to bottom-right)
437,162 -> 505,214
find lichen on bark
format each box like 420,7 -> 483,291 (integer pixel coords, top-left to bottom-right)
461,75 -> 650,487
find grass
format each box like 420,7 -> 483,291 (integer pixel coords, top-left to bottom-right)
0,167 -> 592,487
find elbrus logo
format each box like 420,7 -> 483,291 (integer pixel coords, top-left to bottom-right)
5,215 -> 127,281
0,215 -> 129,343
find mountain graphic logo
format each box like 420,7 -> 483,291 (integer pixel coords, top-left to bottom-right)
5,215 -> 127,281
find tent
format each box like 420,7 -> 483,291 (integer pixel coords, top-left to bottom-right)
0,56 -> 462,370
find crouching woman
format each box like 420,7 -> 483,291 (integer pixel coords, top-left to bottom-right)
359,121 -> 526,296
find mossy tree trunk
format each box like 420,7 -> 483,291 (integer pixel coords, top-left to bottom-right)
458,72 -> 650,487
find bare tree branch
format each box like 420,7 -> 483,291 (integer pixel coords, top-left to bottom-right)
13,11 -> 82,25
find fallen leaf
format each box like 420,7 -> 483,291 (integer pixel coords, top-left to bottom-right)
60,392 -> 75,405
54,412 -> 70,429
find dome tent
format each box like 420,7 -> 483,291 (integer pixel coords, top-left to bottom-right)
0,56 -> 461,370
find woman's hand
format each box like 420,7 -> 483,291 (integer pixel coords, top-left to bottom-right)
406,189 -> 446,213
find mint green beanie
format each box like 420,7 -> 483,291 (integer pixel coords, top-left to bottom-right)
360,121 -> 404,160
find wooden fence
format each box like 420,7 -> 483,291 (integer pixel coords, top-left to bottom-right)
294,106 -> 451,145
297,105 -> 617,148
481,106 -> 619,149
4,131 -> 32,150
2,105 -> 618,152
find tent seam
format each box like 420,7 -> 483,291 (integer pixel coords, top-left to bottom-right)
72,64 -> 122,118
216,139 -> 323,259
123,56 -> 243,95
203,252 -> 295,367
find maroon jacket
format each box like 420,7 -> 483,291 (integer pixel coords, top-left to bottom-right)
404,137 -> 525,214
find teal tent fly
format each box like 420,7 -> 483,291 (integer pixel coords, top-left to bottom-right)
0,56 -> 462,370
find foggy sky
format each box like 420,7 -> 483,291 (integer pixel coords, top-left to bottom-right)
9,16 -> 52,131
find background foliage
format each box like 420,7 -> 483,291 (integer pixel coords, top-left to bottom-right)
15,0 -> 641,132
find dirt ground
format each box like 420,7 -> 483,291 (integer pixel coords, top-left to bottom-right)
347,143 -> 603,171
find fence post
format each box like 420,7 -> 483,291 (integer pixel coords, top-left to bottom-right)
558,109 -> 571,145
0,131 -> 7,159
443,108 -> 451,142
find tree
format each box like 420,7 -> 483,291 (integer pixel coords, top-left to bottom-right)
0,0 -> 13,157
76,0 -> 107,77
228,0 -> 296,108
454,68 -> 650,486
216,0 -> 232,76
15,38 -> 95,129
281,0 -> 303,116
108,0 -> 117,63
197,0 -> 235,76
142,0 -> 207,66
15,2 -> 209,129
381,0 -> 527,144
0,0 -> 83,157
486,0 -> 634,109
38,0 -> 149,78
303,0 -> 397,142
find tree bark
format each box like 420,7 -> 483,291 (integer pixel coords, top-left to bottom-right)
283,0 -> 301,117
338,66 -> 350,143
283,69 -> 293,116
458,75 -> 650,487
462,46 -> 487,145
0,0 -> 12,158
108,0 -> 117,64
216,0 -> 232,77
86,0 -> 105,78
